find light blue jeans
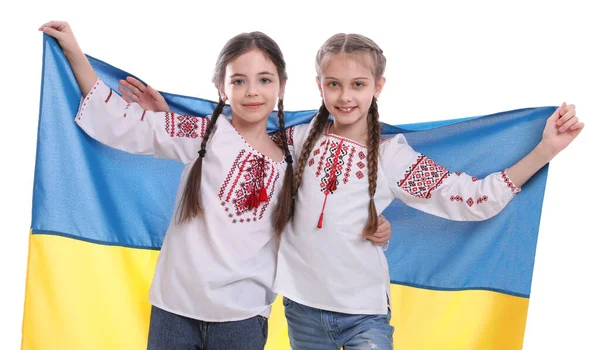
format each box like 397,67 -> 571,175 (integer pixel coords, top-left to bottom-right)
283,297 -> 394,350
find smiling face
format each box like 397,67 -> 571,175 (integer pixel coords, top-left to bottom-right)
221,49 -> 285,126
316,52 -> 385,135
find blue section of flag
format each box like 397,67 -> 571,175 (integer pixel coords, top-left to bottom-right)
33,35 -> 550,297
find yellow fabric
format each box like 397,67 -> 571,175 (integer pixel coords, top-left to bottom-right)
22,233 -> 529,349
22,233 -> 157,350
388,284 -> 528,349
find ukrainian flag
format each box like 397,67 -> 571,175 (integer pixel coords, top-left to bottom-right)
22,35 -> 550,349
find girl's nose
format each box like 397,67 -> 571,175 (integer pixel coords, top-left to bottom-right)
246,83 -> 259,97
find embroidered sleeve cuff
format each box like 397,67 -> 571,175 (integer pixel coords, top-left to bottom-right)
501,169 -> 521,195
76,78 -> 103,121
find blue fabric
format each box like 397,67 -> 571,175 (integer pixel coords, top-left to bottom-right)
33,34 -> 552,298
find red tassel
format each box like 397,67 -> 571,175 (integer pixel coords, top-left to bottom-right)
246,193 -> 258,208
258,187 -> 268,202
317,193 -> 329,229
317,212 -> 324,228
327,180 -> 337,192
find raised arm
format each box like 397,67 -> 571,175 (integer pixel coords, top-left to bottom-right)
40,21 -> 97,95
39,21 -> 208,163
504,103 -> 583,187
382,104 -> 583,221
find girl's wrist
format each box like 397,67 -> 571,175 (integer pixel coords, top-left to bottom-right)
63,45 -> 83,60
61,39 -> 85,60
535,141 -> 556,163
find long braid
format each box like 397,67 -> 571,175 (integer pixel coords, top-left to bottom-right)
273,99 -> 294,235
292,102 -> 330,198
177,97 -> 225,223
362,97 -> 381,236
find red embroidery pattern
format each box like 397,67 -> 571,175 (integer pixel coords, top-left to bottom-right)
176,115 -> 201,138
398,155 -> 450,199
310,134 -> 371,228
311,137 -> 366,184
165,113 -> 175,137
472,176 -> 480,182
308,149 -> 320,168
141,110 -> 147,121
450,195 -> 488,207
315,139 -> 331,177
259,171 -> 280,220
164,113 -> 208,139
77,81 -> 99,121
104,89 -> 112,103
218,150 -> 247,200
124,103 -> 130,118
343,146 -> 356,184
285,127 -> 294,145
325,127 -> 368,148
218,150 -> 277,223
270,127 -> 294,147
319,140 -> 346,194
501,169 -> 521,194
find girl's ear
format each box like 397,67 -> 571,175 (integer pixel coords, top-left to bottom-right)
315,76 -> 324,98
218,84 -> 227,102
374,77 -> 386,99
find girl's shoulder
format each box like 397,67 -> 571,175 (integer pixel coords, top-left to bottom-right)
269,122 -> 313,148
380,133 -> 409,151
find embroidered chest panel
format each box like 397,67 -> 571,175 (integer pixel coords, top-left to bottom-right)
307,137 -> 368,194
217,149 -> 280,223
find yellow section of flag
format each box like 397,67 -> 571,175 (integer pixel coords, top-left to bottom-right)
22,233 -> 528,349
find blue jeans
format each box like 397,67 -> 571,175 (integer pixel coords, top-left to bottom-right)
283,297 -> 394,350
147,306 -> 268,350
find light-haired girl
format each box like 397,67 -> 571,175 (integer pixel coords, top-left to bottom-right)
274,33 -> 583,350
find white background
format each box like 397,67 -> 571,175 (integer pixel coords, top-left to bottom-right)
1,0 -> 598,349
